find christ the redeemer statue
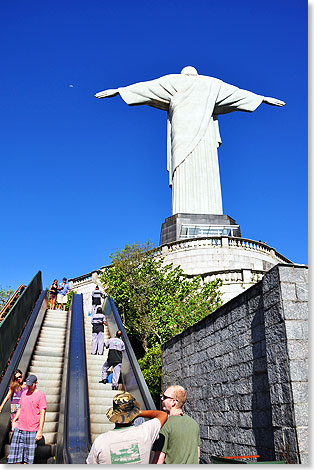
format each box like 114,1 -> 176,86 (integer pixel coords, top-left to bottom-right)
95,66 -> 285,215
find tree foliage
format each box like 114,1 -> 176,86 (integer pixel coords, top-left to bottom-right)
138,344 -> 162,404
0,285 -> 14,310
100,242 -> 222,401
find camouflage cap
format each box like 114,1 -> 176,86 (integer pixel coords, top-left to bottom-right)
106,392 -> 141,424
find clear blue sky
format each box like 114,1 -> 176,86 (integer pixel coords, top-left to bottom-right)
0,0 -> 308,291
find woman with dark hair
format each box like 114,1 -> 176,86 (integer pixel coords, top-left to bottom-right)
49,279 -> 58,310
0,369 -> 26,425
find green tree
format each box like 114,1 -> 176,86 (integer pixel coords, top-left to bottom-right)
101,242 -> 222,401
0,285 -> 14,310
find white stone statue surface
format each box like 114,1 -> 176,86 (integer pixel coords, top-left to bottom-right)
95,66 -> 285,215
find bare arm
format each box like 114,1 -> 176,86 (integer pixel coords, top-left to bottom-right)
198,446 -> 200,463
153,451 -> 166,464
36,408 -> 46,441
95,89 -> 119,99
263,97 -> 286,107
11,407 -> 21,430
0,389 -> 13,412
137,409 -> 168,428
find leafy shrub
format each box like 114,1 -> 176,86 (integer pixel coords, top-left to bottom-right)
138,344 -> 162,406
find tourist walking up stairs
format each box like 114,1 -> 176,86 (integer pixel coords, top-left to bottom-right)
84,308 -> 123,443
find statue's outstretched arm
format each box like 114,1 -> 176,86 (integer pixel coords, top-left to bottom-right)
263,97 -> 286,107
95,89 -> 119,99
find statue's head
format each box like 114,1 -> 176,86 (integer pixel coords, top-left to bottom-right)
181,66 -> 198,76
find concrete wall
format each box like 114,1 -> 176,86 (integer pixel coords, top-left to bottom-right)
69,236 -> 292,306
69,272 -> 102,314
162,264 -> 308,464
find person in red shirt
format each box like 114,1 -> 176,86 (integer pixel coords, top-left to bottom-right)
8,375 -> 47,464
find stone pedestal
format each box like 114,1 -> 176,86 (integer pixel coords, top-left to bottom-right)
160,213 -> 241,245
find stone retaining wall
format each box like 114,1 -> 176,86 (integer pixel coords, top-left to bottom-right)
162,264 -> 308,464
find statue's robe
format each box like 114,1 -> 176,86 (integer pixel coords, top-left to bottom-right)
118,74 -> 263,215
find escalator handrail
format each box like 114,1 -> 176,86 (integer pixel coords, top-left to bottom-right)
105,297 -> 156,411
0,289 -> 47,456
56,293 -> 91,464
55,294 -> 73,463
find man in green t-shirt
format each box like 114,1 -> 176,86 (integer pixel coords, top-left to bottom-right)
152,385 -> 200,464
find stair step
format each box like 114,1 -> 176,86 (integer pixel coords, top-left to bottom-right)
43,421 -> 58,433
40,326 -> 67,333
41,321 -> 67,328
89,396 -> 116,406
89,383 -> 117,391
40,394 -> 61,404
90,413 -> 112,424
44,412 -> 59,422
37,387 -> 61,396
37,341 -> 65,347
30,360 -> 63,368
28,370 -> 62,379
91,423 -> 115,434
46,403 -> 60,413
31,349 -> 64,358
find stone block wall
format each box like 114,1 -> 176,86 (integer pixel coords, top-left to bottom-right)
162,264 -> 308,464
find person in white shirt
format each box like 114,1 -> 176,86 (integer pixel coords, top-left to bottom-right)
86,392 -> 167,465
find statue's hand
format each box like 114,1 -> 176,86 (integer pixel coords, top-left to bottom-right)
95,89 -> 119,99
263,97 -> 286,107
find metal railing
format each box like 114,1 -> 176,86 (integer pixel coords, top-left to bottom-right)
56,294 -> 91,464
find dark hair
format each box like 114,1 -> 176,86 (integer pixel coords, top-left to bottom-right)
63,277 -> 67,281
116,330 -> 122,338
96,307 -> 103,313
9,369 -> 23,394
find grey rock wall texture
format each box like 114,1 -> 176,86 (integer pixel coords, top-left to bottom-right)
162,264 -> 308,464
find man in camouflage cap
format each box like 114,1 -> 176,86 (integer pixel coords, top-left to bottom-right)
86,392 -> 167,464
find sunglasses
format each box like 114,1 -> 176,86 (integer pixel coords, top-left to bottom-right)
160,394 -> 177,401
15,375 -> 22,379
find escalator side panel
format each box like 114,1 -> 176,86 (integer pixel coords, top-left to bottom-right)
0,289 -> 47,456
104,297 -> 155,411
0,271 -> 42,376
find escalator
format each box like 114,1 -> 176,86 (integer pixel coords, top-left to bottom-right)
84,314 -> 121,442
0,272 -> 79,464
23,308 -> 67,462
56,292 -> 157,463
0,282 -> 69,463
0,275 -> 157,464
85,295 -> 156,450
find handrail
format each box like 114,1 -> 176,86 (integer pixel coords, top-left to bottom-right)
0,289 -> 47,455
55,294 -> 91,464
55,294 -> 73,463
104,297 -> 156,411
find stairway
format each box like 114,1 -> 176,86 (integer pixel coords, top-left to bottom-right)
84,310 -> 123,443
5,308 -> 68,463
